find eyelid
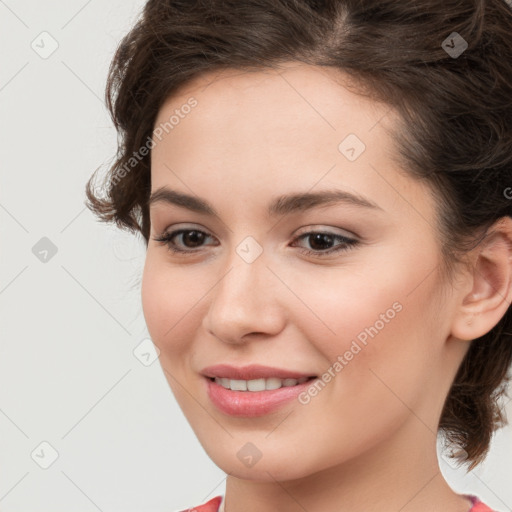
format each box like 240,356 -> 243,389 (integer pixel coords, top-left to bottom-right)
293,224 -> 358,239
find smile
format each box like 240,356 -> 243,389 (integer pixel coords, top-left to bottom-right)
211,376 -> 313,391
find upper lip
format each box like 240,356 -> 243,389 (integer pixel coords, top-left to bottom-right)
201,364 -> 316,381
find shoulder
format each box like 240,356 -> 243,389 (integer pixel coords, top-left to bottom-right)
174,495 -> 224,512
465,494 -> 498,512
174,494 -> 499,512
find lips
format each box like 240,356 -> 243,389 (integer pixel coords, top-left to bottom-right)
200,363 -> 317,381
204,374 -> 319,417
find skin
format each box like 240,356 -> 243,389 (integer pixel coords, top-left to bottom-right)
141,62 -> 512,512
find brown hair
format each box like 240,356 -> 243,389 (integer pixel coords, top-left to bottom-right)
86,0 -> 512,469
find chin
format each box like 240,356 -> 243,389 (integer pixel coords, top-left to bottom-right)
202,441 -> 325,483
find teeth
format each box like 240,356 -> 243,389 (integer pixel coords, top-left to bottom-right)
213,376 -> 312,391
247,378 -> 265,391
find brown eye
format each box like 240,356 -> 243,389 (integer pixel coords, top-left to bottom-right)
153,229 -> 215,254
291,231 -> 358,257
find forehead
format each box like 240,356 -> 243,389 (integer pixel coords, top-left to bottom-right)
149,62 -> 435,226
152,63 -> 390,177
154,62 -> 387,143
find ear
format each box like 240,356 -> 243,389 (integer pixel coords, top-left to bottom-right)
451,216 -> 512,341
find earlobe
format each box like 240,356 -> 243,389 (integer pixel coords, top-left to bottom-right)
451,216 -> 512,342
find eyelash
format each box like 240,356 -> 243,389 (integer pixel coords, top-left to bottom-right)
152,228 -> 359,258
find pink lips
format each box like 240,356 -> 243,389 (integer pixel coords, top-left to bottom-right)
201,364 -> 317,417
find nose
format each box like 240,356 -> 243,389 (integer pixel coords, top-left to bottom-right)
202,251 -> 286,345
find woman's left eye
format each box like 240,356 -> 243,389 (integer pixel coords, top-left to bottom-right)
152,228 -> 359,257
291,231 -> 359,256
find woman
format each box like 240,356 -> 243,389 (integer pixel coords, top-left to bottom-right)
86,0 -> 512,510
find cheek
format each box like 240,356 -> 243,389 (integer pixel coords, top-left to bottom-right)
287,248 -> 440,399
141,253 -> 202,355
282,265 -> 407,359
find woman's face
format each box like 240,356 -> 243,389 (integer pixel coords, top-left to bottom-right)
141,63 -> 467,480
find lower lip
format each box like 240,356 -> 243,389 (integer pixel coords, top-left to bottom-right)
204,377 -> 317,417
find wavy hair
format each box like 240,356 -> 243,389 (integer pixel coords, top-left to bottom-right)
86,0 -> 512,469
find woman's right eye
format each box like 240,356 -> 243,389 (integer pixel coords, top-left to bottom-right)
152,229 -> 216,255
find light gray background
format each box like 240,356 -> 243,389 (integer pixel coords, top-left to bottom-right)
0,1 -> 510,511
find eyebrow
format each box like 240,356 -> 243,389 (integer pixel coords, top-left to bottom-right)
148,186 -> 382,217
